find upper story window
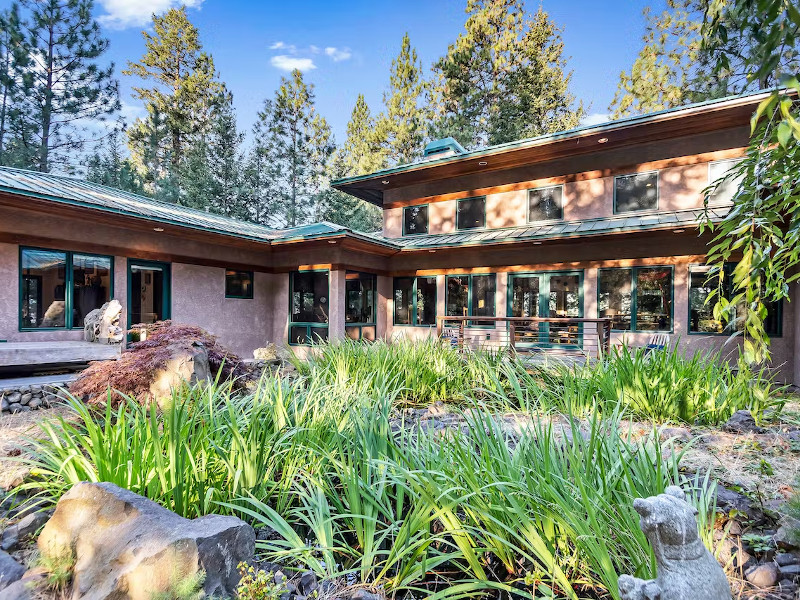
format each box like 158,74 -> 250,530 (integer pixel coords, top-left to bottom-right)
225,270 -> 254,299
614,172 -> 658,213
528,185 -> 563,222
456,196 -> 486,230
707,159 -> 744,204
403,205 -> 428,236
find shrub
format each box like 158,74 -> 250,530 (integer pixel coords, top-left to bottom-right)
235,563 -> 286,600
69,321 -> 253,404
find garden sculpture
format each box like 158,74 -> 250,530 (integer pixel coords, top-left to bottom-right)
83,299 -> 124,344
618,486 -> 731,600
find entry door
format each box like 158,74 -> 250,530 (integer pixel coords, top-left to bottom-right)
508,271 -> 583,346
128,260 -> 171,328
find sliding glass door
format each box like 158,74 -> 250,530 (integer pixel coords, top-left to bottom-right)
128,260 -> 171,328
508,271 -> 583,347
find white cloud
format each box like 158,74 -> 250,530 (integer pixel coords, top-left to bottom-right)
580,113 -> 611,127
270,55 -> 316,72
97,0 -> 203,29
309,45 -> 320,54
324,46 -> 352,62
270,41 -> 297,52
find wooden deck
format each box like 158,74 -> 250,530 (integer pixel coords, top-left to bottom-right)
0,341 -> 120,368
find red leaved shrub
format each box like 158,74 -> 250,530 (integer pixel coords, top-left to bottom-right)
70,321 -> 254,404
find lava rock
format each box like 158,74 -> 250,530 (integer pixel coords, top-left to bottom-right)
0,551 -> 24,591
777,563 -> 800,578
716,486 -> 765,523
0,530 -> 17,553
774,553 -> 799,567
745,563 -> 779,588
298,570 -> 318,596
723,410 -> 763,434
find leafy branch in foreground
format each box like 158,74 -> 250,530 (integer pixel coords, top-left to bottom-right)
701,0 -> 800,363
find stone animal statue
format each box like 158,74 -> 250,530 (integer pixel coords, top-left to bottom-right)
83,299 -> 123,344
618,486 -> 731,600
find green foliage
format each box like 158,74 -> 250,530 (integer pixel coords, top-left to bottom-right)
740,533 -> 775,554
36,545 -> 76,593
700,0 -> 800,364
485,346 -> 784,425
235,563 -> 286,600
149,571 -> 205,600
85,125 -> 146,194
431,0 -> 584,148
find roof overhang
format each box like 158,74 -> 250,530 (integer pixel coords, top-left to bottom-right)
332,91 -> 770,206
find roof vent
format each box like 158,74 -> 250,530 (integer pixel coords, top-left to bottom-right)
422,137 -> 465,161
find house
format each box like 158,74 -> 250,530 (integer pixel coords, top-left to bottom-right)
0,91 -> 796,383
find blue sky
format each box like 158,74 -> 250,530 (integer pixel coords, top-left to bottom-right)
9,0 -> 657,144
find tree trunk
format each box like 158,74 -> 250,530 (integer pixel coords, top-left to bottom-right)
38,22 -> 55,172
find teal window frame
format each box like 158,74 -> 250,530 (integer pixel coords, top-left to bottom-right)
127,259 -> 171,329
345,271 -> 377,341
613,171 -> 659,214
19,246 -> 114,332
688,263 -> 782,337
597,266 -> 674,333
402,204 -> 429,236
392,276 -> 437,327
445,273 -> 496,328
225,269 -> 254,299
527,184 -> 564,223
288,269 -> 330,346
456,196 -> 487,230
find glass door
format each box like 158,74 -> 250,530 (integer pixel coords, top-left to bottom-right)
508,271 -> 583,347
128,260 -> 171,329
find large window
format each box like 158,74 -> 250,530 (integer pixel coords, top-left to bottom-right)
289,270 -> 329,345
528,185 -> 563,222
598,267 -> 673,331
225,270 -> 254,299
689,264 -> 781,336
614,172 -> 658,213
456,196 -> 486,230
393,276 -> 436,326
707,159 -> 744,204
20,247 -> 112,330
446,274 -> 496,326
345,272 -> 376,341
403,205 -> 428,236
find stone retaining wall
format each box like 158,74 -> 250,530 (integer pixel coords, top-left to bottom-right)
0,382 -> 69,414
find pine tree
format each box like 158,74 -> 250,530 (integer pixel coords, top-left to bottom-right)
241,101 -> 281,226
256,70 -> 333,228
85,124 -> 145,194
124,6 -> 224,185
321,94 -> 384,231
18,0 -> 120,172
431,0 -> 583,148
0,3 -> 30,165
376,33 -> 428,165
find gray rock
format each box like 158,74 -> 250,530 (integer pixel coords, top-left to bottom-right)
298,570 -> 318,595
723,410 -> 763,434
38,481 -> 254,600
716,486 -> 764,523
775,516 -> 800,551
778,579 -> 798,594
659,426 -> 692,442
15,512 -> 48,540
17,395 -> 31,406
7,405 -> 21,414
5,394 -> 20,405
29,386 -> 41,394
774,553 -> 798,567
618,486 -> 731,600
17,387 -> 28,394
0,530 -> 17,553
26,399 -> 41,410
778,563 -> 800,578
745,562 -> 779,588
350,590 -> 383,600
0,551 -> 24,591
0,398 -> 7,412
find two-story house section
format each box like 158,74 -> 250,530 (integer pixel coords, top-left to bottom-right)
0,91 -> 796,383
333,91 -> 797,383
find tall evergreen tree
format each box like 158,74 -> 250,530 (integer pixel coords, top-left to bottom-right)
431,0 -> 584,148
0,3 -> 30,165
256,70 -> 333,228
124,6 -> 224,190
376,33 -> 427,165
85,124 -> 145,194
321,94 -> 384,231
241,100 -> 281,226
18,0 -> 119,172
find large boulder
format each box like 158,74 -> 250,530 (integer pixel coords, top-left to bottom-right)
37,482 -> 254,600
148,341 -> 211,407
83,300 -> 123,344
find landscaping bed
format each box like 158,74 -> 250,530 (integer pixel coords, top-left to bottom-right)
0,339 -> 798,599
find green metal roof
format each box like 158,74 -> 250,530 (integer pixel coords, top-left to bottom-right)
387,206 -> 727,250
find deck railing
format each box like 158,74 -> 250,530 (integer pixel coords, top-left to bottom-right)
435,316 -> 613,358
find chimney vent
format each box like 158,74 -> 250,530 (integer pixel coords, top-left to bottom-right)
422,137 -> 466,161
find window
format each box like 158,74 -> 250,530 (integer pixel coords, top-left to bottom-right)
708,159 -> 744,204
598,267 -> 673,331
393,276 -> 436,326
403,205 -> 428,236
446,274 -> 496,326
528,186 -> 563,222
689,264 -> 781,336
20,248 -> 112,330
614,172 -> 658,213
289,271 -> 329,345
225,270 -> 254,299
345,272 -> 376,341
456,196 -> 486,230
